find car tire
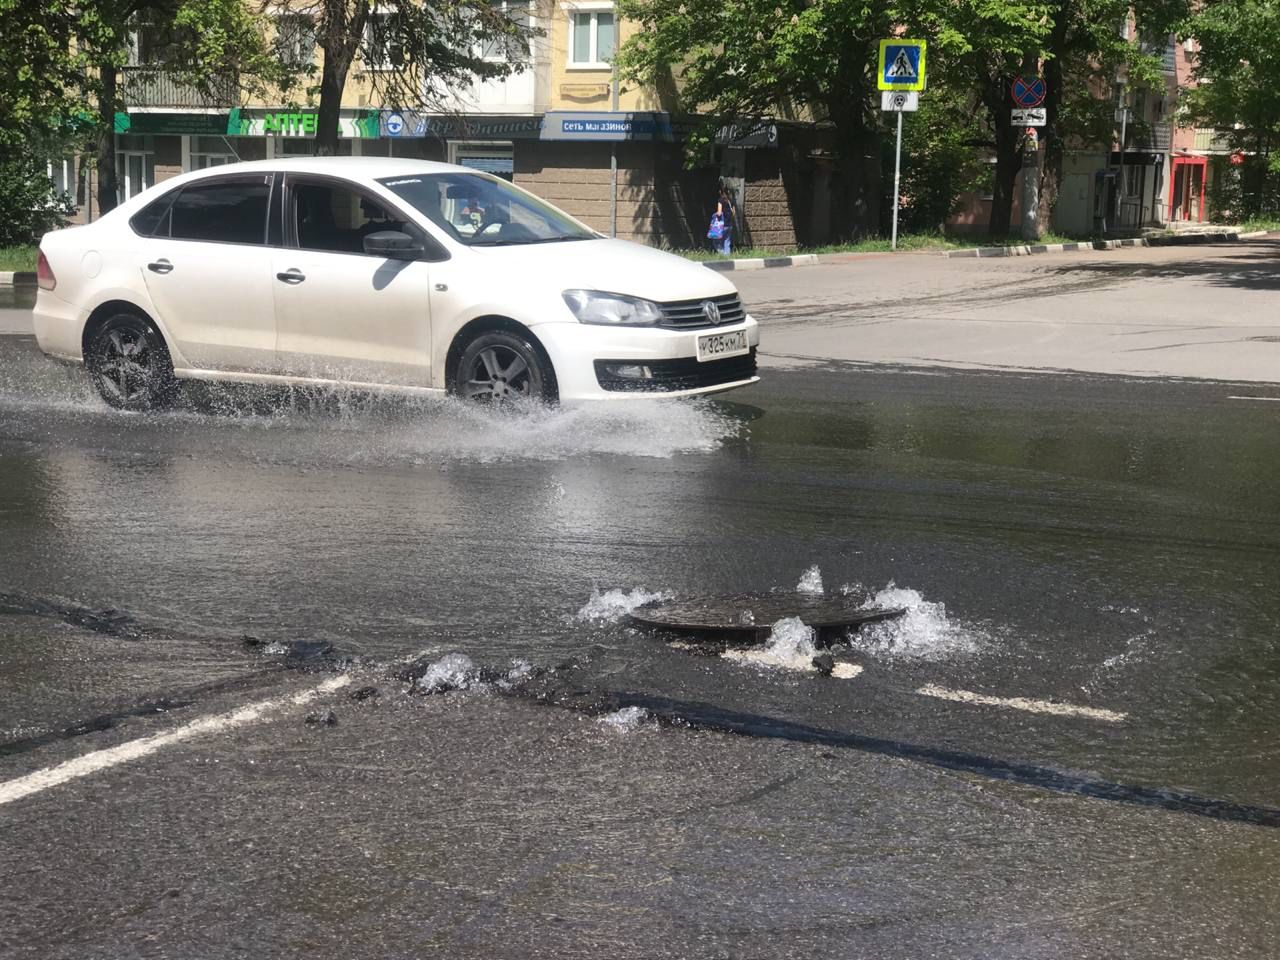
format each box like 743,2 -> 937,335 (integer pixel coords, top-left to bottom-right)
85,312 -> 178,412
454,330 -> 557,404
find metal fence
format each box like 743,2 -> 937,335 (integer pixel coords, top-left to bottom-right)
120,67 -> 237,109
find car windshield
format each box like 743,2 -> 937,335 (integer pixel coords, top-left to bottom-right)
377,172 -> 599,247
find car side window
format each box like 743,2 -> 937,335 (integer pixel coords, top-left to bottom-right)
129,191 -> 177,237
290,180 -> 438,258
168,178 -> 271,246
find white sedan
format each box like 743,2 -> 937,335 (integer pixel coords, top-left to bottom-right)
32,157 -> 760,410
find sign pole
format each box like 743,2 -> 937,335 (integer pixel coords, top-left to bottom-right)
891,109 -> 903,251
877,39 -> 925,251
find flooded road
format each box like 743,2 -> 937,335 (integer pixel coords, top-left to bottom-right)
2,329 -> 1279,958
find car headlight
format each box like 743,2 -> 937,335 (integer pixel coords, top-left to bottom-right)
562,289 -> 664,326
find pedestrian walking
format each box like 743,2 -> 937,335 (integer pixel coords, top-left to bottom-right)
708,184 -> 736,256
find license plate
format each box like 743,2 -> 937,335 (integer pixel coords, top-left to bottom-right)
696,330 -> 748,362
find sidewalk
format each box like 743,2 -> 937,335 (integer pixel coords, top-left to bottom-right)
701,230 -> 1265,272
731,236 -> 1280,385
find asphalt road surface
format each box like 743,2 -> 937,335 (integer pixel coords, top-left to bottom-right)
2,242 -> 1279,959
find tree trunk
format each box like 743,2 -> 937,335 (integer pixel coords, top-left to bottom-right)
314,2 -> 369,157
988,115 -> 1023,239
314,51 -> 347,157
96,64 -> 119,215
831,121 -> 881,241
1036,18 -> 1069,235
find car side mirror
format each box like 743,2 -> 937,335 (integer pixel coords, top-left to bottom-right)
363,230 -> 424,260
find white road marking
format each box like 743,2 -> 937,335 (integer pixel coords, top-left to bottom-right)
1227,395 -> 1280,402
916,684 -> 1127,722
0,674 -> 353,808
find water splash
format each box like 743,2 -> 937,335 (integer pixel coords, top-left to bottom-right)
847,585 -> 986,661
597,706 -> 649,731
796,564 -> 824,596
0,338 -> 744,464
414,653 -> 482,693
575,587 -> 673,622
723,616 -> 817,672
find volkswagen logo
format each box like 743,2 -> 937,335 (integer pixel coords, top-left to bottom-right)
701,300 -> 722,324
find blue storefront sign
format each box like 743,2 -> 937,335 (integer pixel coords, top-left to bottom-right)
541,112 -> 677,142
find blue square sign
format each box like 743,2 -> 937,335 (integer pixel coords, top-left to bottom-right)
878,40 -> 926,92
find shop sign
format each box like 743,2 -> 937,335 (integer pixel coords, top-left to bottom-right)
1108,151 -> 1163,166
114,112 -> 230,136
377,112 -> 544,139
716,121 -> 779,147
225,107 -> 380,139
541,112 -> 676,142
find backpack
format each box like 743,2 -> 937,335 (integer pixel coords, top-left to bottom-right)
707,213 -> 725,240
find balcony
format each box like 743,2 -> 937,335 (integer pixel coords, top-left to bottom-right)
1131,122 -> 1172,152
120,66 -> 238,109
1193,128 -> 1232,152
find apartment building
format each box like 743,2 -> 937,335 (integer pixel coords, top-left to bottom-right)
75,3 -> 816,250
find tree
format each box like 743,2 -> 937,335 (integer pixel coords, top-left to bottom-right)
613,0 -> 898,240
300,0 -> 539,157
1180,0 -> 1280,216
0,0 -> 91,240
76,0 -> 291,214
914,0 -> 1179,238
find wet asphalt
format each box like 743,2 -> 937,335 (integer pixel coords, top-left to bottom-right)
2,298 -> 1280,958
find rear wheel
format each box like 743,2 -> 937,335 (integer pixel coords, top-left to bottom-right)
455,331 -> 556,404
85,313 -> 177,411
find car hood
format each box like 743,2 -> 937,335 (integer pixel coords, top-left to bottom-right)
470,238 -> 739,303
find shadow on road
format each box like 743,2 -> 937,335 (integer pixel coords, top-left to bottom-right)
1045,240 -> 1280,291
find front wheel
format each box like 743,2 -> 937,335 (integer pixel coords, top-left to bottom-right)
85,313 -> 177,411
455,331 -> 557,404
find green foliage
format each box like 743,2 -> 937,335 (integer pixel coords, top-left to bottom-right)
883,87 -> 988,233
0,246 -> 40,272
1206,156 -> 1280,222
0,156 -> 75,246
1181,0 -> 1280,169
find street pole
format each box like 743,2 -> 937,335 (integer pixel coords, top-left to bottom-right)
609,67 -> 619,239
891,109 -> 903,250
1021,130 -> 1039,242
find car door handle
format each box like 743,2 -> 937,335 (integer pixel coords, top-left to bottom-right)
147,259 -> 173,274
276,269 -> 306,284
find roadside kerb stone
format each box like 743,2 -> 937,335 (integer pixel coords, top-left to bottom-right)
0,272 -> 36,287
944,230 -> 1257,260
702,254 -> 820,272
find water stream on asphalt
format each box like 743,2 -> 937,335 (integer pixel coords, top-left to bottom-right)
3,330 -> 1280,954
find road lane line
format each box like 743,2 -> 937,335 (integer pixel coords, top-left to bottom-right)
916,684 -> 1127,722
0,675 -> 353,807
1228,396 -> 1280,402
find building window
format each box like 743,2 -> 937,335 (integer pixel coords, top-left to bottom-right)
275,14 -> 316,67
450,142 -> 515,182
47,159 -> 76,200
363,11 -> 405,70
481,0 -> 527,62
190,136 -> 238,170
116,139 -> 156,203
568,6 -> 614,68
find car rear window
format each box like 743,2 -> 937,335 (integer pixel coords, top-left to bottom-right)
167,178 -> 272,245
129,192 -> 176,237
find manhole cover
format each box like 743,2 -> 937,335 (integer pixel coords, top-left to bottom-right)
629,592 -> 907,644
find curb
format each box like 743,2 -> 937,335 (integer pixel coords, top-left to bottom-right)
944,231 -> 1246,259
0,271 -> 36,287
702,254 -> 819,272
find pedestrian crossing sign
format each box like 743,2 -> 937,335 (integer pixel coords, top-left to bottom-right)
878,39 -> 926,91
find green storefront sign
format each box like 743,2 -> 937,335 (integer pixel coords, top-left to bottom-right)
226,107 -> 379,139
114,111 -> 230,136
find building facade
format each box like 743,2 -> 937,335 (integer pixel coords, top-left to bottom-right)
61,2 -> 817,251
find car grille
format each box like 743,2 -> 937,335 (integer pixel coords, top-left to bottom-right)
658,294 -> 746,329
594,348 -> 758,393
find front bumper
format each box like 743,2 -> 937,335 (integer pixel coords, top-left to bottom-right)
534,317 -> 761,401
